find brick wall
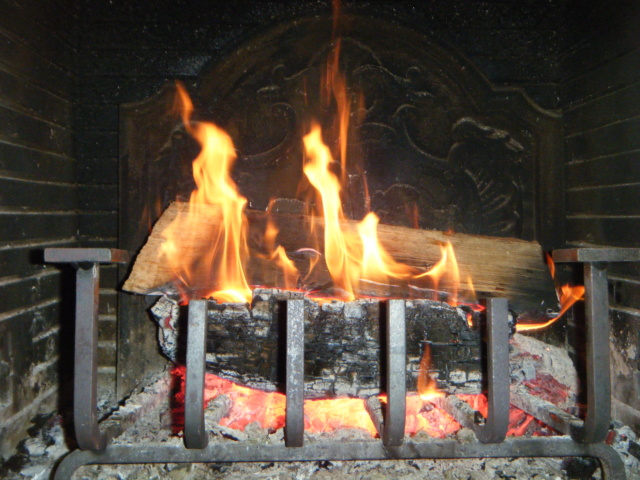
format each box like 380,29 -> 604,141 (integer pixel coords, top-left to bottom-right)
559,0 -> 640,430
0,0 -> 78,459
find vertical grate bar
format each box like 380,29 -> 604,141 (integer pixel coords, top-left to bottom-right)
74,264 -> 107,451
286,299 -> 305,447
472,297 -> 510,443
44,248 -> 129,451
383,299 -> 406,446
185,300 -> 208,449
571,262 -> 610,443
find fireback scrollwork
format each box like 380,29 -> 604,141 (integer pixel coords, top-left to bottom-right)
147,16 -> 562,243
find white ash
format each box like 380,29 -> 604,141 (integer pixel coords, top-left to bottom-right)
61,376 -> 607,480
150,295 -> 181,361
510,333 -> 578,396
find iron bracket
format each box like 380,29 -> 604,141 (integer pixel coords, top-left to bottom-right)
44,248 -> 129,451
285,299 -> 305,447
382,299 -> 407,446
434,298 -> 510,443
53,437 -> 626,480
184,300 -> 208,449
553,247 -> 640,444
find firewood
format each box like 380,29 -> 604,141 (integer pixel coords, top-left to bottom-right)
123,201 -> 557,313
153,290 -> 482,397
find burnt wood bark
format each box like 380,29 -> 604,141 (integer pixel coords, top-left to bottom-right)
195,290 -> 482,397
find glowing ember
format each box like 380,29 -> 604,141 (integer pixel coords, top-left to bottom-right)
171,367 -> 554,439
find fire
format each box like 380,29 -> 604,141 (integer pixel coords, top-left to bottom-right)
516,253 -> 585,332
171,367 -> 552,439
414,242 -> 461,305
262,208 -> 301,291
303,125 -> 359,300
515,284 -> 586,332
417,343 -> 442,401
160,83 -> 251,304
303,126 -> 448,301
357,212 -> 416,284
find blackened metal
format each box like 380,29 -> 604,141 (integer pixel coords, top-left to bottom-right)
285,299 -> 305,447
53,437 -> 626,480
382,299 -> 406,446
553,248 -> 640,443
74,264 -> 106,451
184,300 -> 208,449
44,248 -> 128,451
552,248 -> 640,263
44,247 -> 130,264
472,298 -> 510,443
510,385 -> 583,435
571,262 -> 611,443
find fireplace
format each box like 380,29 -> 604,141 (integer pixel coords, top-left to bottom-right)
1,0 -> 640,478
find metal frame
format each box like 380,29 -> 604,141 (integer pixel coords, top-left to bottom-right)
553,248 -> 640,444
45,248 -> 129,451
285,299 -> 305,447
184,300 -> 208,449
47,247 -> 638,479
382,299 -> 407,446
434,298 -> 510,443
54,438 -> 626,479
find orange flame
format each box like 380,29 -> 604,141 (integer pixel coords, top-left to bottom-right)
261,206 -> 301,291
516,253 -> 585,332
515,284 -> 585,332
357,212 -> 416,284
414,241 -> 460,305
160,83 -> 251,304
417,343 -> 442,401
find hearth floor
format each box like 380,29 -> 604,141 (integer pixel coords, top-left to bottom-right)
4,370 -> 640,479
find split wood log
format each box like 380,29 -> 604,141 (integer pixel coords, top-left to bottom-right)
123,201 -> 557,313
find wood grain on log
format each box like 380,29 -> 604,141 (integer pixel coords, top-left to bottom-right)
123,201 -> 557,312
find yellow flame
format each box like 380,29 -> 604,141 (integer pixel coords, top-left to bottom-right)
414,241 -> 460,305
357,212 -> 416,284
516,252 -> 586,332
160,83 -> 251,304
303,125 -> 358,300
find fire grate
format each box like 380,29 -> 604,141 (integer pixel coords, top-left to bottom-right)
44,247 -> 640,479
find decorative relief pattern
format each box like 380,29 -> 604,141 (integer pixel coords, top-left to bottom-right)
162,17 -> 550,239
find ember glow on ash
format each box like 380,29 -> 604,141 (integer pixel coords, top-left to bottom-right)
171,367 -> 551,439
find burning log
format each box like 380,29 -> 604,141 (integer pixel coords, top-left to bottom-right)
124,201 -> 557,313
151,289 -> 482,397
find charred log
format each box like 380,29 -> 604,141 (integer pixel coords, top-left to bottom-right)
153,289 -> 483,397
